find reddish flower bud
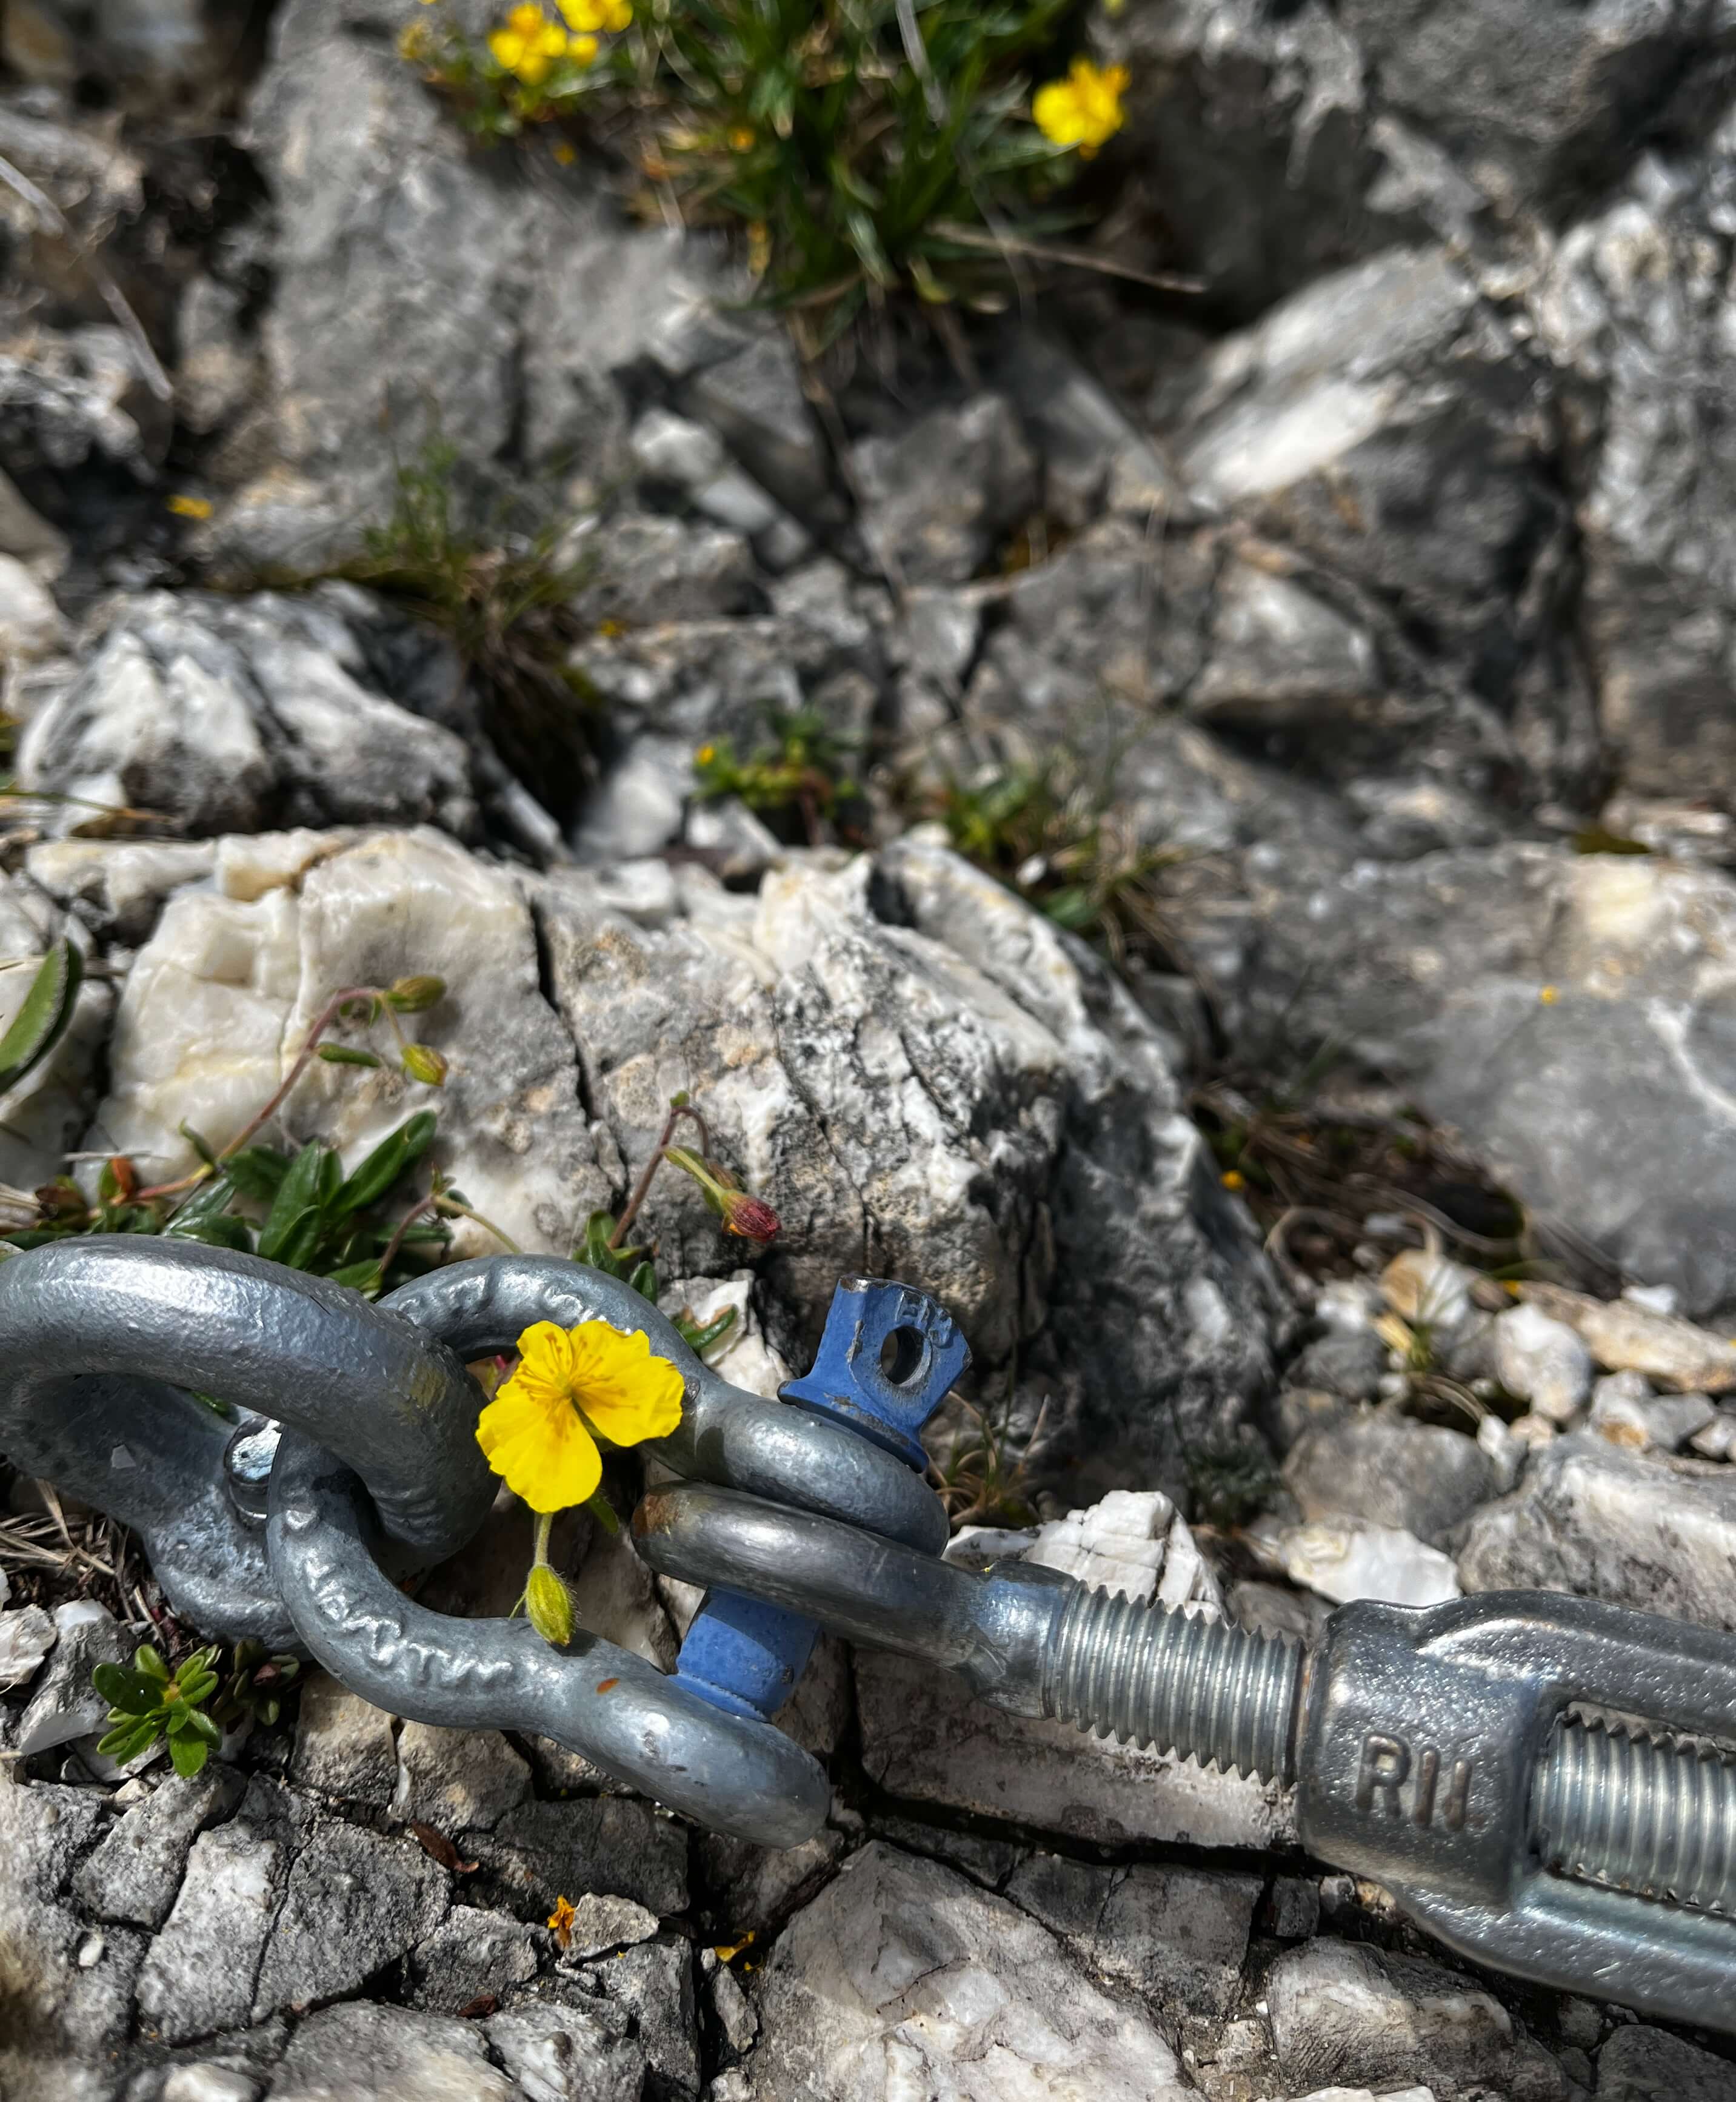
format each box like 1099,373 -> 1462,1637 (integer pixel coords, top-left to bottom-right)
718,1187 -> 780,1242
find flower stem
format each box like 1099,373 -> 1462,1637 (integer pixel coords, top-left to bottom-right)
607,1100 -> 712,1249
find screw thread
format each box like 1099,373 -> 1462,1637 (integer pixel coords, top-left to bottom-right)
1043,1584 -> 1301,1784
1533,1718 -> 1736,1917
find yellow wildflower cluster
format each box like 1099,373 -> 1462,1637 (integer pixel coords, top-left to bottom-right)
1032,58 -> 1129,157
486,0 -> 630,86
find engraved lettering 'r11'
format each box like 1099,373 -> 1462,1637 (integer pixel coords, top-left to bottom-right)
1356,1732 -> 1471,1827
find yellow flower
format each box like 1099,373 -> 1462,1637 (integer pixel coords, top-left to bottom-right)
728,126 -> 755,152
547,1894 -> 576,1949
1032,58 -> 1130,157
476,1319 -> 684,1513
489,4 -> 569,85
559,0 -> 631,29
1220,1169 -> 1245,1192
167,494 -> 213,520
695,743 -> 717,766
1539,985 -> 1560,1005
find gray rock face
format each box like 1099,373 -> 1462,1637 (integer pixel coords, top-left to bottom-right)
741,1841 -> 1195,2101
88,826 -> 613,1265
288,1675 -> 398,1807
1003,1854 -> 1261,2016
539,839 -> 1281,1492
470,1797 -> 688,1919
1458,1431 -> 1736,1628
392,1723 -> 532,1836
136,1783 -> 304,2043
1185,841 -> 1736,1321
1530,108 -> 1736,800
18,591 -> 477,842
565,1939 -> 701,2099
267,2000 -> 519,2102
852,393 -> 1040,585
72,1767 -> 244,1929
408,1904 -> 539,2015
1266,1938 -> 1567,2102
0,1775 -> 144,2092
486,1998 -> 647,2102
1597,2025 -> 1736,2102
5,1599 -> 129,1756
252,1819 -> 449,2020
1283,1411 -> 1496,1546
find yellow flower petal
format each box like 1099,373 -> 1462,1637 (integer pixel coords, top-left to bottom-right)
568,32 -> 598,65
507,2 -> 548,30
565,1322 -> 686,1445
477,1370 -> 603,1515
558,0 -> 604,26
489,26 -> 526,67
603,0 -> 632,28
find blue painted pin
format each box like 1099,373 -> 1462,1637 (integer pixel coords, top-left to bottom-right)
670,1276 -> 968,1723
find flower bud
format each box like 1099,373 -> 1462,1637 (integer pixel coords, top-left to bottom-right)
525,1564 -> 575,1648
718,1187 -> 780,1242
401,1043 -> 448,1086
386,974 -> 446,1014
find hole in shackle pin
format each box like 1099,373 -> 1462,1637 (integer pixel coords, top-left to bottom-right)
878,1325 -> 927,1387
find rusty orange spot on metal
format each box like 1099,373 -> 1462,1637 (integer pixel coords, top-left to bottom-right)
596,1677 -> 619,1693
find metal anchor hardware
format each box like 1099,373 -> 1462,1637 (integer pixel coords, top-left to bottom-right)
4,1236 -> 1735,2027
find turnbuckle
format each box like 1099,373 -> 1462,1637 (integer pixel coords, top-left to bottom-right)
633,1484 -> 1736,2032
8,1236 -> 1736,2026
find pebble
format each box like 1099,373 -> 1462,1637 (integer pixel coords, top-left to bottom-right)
1493,1302 -> 1593,1422
1278,1518 -> 1461,1608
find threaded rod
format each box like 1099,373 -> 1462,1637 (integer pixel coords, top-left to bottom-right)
1533,1718 -> 1736,1917
1043,1584 -> 1302,1784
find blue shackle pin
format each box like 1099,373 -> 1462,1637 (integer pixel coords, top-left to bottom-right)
669,1276 -> 969,1722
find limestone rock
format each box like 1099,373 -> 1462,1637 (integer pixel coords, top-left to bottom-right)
90,827 -> 612,1262
1596,2025 -> 1736,2102
0,877 -> 113,1197
408,1903 -> 539,2014
469,1796 -> 687,1919
1283,1412 -> 1495,1546
539,838 -> 1281,1493
486,1999 -> 647,2102
289,1673 -> 397,1807
135,1782 -> 305,2043
1278,1516 -> 1461,1609
18,592 -> 477,842
71,1765 -> 244,1929
7,1600 -> 129,1757
266,2000 -> 519,2102
565,1938 -> 700,2099
1589,1371 -> 1717,1453
1003,1854 -> 1261,2016
252,1819 -> 449,2020
1494,1304 -> 1594,1424
743,1841 -> 1197,2101
392,1723 -> 531,1836
0,1603 -> 56,1693
855,1647 -> 1290,1850
1266,1938 -> 1567,2102
852,393 -> 1040,585
1458,1431 -> 1736,1630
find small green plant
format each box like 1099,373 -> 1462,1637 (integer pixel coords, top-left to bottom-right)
404,1 -> 1128,341
692,706 -> 861,845
930,1378 -> 1044,1530
95,1642 -> 222,1777
1182,1434 -> 1280,1531
335,439 -> 603,818
211,1641 -> 302,1732
936,760 -> 1183,964
0,972 -> 478,1298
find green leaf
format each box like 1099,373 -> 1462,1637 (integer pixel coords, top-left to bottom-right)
93,1663 -> 160,1714
333,1111 -> 437,1216
134,1646 -> 169,1682
167,1730 -> 209,1778
627,1259 -> 658,1302
0,938 -> 82,1093
178,1122 -> 220,1170
316,1044 -> 384,1068
675,1305 -> 738,1356
167,1212 -> 255,1253
1041,886 -> 1097,931
224,1146 -> 290,1201
323,1259 -> 383,1296
586,1490 -> 621,1536
258,1142 -> 333,1264
184,1707 -> 222,1745
97,1719 -> 160,1764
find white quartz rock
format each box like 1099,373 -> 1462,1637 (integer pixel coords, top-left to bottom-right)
1493,1302 -> 1593,1422
1279,1518 -> 1461,1609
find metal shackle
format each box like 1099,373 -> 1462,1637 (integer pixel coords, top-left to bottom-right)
0,1236 -> 496,1647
